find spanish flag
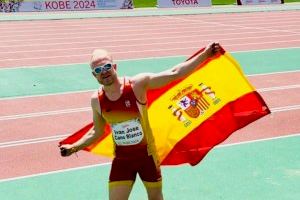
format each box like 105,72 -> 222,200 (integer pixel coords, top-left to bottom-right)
59,46 -> 270,166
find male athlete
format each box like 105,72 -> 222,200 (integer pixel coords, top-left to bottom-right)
60,43 -> 221,200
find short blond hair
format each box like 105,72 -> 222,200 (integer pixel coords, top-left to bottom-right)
90,49 -> 113,68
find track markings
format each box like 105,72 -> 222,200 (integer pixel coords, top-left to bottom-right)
0,103 -> 299,148
163,15 -> 300,34
0,29 -> 278,50
0,134 -> 69,148
0,133 -> 299,183
2,33 -> 300,54
1,39 -> 300,63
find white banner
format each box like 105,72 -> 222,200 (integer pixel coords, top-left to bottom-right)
237,0 -> 283,5
157,0 -> 211,8
0,0 -> 133,12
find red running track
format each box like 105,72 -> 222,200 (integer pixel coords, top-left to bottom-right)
1,11 -> 300,180
1,71 -> 300,179
0,11 -> 300,68
1,72 -> 300,141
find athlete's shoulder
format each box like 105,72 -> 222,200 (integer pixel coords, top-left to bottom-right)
91,90 -> 101,113
130,73 -> 152,87
131,73 -> 151,81
91,89 -> 100,100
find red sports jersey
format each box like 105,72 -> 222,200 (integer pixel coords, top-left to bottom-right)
98,78 -> 158,163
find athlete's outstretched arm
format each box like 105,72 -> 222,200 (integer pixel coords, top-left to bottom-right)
60,95 -> 106,156
135,43 -> 221,90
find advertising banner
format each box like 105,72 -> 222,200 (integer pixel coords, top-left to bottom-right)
0,0 -> 133,12
237,0 -> 283,5
157,0 -> 211,8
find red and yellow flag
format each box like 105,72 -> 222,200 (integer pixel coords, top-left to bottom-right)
59,47 -> 270,166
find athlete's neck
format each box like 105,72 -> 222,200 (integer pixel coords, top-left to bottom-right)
103,77 -> 123,94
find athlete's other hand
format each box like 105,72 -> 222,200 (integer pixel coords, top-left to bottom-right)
59,144 -> 78,157
205,42 -> 221,57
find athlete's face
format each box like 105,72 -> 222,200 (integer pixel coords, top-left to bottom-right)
91,58 -> 117,86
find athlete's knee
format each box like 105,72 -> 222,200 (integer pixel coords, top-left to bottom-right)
109,182 -> 133,200
109,189 -> 132,200
147,191 -> 164,200
145,184 -> 163,200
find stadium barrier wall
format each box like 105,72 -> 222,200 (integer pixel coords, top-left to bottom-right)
0,0 -> 133,12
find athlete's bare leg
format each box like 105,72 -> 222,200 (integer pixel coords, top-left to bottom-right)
109,184 -> 133,200
145,184 -> 164,200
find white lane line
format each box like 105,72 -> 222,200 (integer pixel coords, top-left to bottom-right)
162,15 -> 300,34
0,89 -> 95,100
0,84 -> 300,121
0,21 -> 241,35
271,104 -> 300,112
1,39 -> 300,62
0,21 -> 300,42
0,28 -> 239,47
0,107 -> 91,121
1,32 -> 300,55
0,22 -> 239,38
257,84 -> 300,92
0,28 -> 276,50
246,69 -> 300,77
0,133 -> 299,183
0,134 -> 69,148
0,26 -> 249,43
0,162 -> 113,183
0,103 -> 299,149
217,133 -> 300,148
0,21 -> 215,33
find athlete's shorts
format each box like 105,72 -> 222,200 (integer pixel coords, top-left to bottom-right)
109,147 -> 162,188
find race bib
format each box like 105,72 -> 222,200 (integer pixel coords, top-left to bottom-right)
111,118 -> 144,146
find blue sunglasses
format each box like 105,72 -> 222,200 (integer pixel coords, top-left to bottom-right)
92,63 -> 113,74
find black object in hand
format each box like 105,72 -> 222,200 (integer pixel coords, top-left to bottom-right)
60,147 -> 68,157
